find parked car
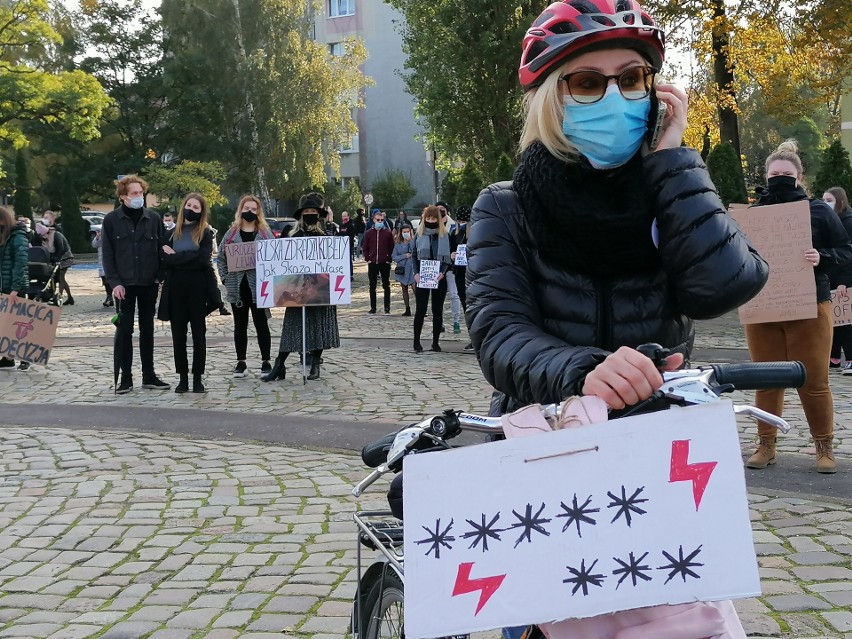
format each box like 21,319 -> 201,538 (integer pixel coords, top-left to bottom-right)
81,211 -> 105,239
267,217 -> 297,238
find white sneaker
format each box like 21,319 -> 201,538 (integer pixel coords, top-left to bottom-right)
842,363 -> 852,376
233,361 -> 248,378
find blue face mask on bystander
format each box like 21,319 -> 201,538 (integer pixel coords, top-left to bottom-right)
374,221 -> 384,229
562,84 -> 650,169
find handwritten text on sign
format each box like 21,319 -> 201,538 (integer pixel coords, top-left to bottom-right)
224,241 -> 257,272
730,201 -> 816,324
0,295 -> 62,364
455,244 -> 468,266
403,401 -> 758,639
418,259 -> 440,289
831,288 -> 852,327
255,236 -> 351,308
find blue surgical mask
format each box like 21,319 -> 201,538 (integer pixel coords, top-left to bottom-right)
374,221 -> 384,229
562,84 -> 650,169
128,196 -> 145,209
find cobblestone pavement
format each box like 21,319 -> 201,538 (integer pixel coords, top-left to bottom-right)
0,261 -> 849,638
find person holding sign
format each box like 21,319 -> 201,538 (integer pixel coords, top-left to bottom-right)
0,206 -> 29,370
262,193 -> 340,382
467,5 -> 769,420
744,141 -> 852,474
412,205 -> 452,353
824,188 -> 852,373
218,195 -> 274,379
158,193 -> 217,394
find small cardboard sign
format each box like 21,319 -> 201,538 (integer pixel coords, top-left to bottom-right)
830,288 -> 852,327
0,295 -> 62,365
418,259 -> 441,289
255,236 -> 351,308
455,245 -> 468,266
403,401 -> 758,639
730,201 -> 817,324
224,241 -> 257,272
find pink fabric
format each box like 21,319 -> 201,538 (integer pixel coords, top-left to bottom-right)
500,399 -> 747,639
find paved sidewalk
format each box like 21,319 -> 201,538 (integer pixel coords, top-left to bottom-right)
0,263 -> 848,638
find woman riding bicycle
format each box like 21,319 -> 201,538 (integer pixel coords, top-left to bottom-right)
465,0 -> 770,636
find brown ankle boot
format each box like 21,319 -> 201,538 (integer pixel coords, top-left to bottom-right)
746,436 -> 777,469
815,438 -> 837,474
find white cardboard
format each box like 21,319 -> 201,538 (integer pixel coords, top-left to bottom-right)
403,401 -> 759,639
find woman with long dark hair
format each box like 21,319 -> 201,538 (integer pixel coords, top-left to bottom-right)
0,206 -> 28,370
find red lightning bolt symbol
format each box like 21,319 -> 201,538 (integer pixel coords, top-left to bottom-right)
452,562 -> 506,615
334,275 -> 345,300
669,440 -> 717,511
260,281 -> 269,305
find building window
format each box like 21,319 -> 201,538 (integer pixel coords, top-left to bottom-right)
341,133 -> 359,154
328,0 -> 355,17
328,42 -> 344,57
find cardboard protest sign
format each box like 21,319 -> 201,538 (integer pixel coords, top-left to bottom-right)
224,241 -> 257,272
830,288 -> 852,327
730,201 -> 816,324
0,295 -> 62,365
255,236 -> 350,308
403,401 -> 758,639
418,259 -> 440,289
455,244 -> 468,266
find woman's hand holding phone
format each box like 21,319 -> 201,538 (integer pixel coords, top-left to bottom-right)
649,83 -> 688,152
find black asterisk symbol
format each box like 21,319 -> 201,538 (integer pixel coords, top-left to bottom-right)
606,485 -> 648,527
415,518 -> 455,559
612,551 -> 653,589
563,559 -> 606,596
658,545 -> 704,584
509,503 -> 551,548
556,494 -> 599,537
461,512 -> 503,552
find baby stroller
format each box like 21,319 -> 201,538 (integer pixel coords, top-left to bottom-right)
27,246 -> 63,306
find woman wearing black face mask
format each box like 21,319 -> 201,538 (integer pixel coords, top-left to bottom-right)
158,193 -> 218,394
411,205 -> 452,352
218,195 -> 274,379
262,192 -> 340,382
744,139 -> 852,475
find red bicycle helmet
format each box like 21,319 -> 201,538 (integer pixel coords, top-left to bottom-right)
519,0 -> 665,92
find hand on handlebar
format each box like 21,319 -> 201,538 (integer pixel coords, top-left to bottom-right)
582,346 -> 685,410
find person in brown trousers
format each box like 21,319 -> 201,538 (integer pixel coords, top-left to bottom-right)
745,140 -> 852,474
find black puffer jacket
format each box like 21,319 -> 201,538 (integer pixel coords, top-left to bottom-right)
753,188 -> 852,302
466,147 -> 769,407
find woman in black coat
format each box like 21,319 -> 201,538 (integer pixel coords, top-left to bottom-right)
824,187 -> 852,372
466,0 -> 769,416
158,193 -> 216,394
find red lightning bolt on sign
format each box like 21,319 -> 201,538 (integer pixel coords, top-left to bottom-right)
334,275 -> 346,300
452,562 -> 506,615
669,440 -> 717,511
260,281 -> 269,305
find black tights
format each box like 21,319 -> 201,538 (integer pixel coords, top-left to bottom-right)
413,278 -> 448,346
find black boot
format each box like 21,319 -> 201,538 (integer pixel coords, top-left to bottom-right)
431,329 -> 442,352
307,361 -> 321,380
192,374 -> 205,393
413,315 -> 424,352
261,354 -> 287,382
64,296 -> 75,306
175,374 -> 189,394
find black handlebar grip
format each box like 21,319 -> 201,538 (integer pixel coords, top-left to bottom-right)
361,431 -> 397,468
711,361 -> 806,390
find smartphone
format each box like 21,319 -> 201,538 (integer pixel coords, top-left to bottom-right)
646,90 -> 666,151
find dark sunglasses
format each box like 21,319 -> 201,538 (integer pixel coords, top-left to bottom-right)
560,65 -> 657,105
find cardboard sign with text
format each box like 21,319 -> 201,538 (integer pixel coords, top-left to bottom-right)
403,401 -> 758,639
730,201 -> 816,324
224,241 -> 257,272
830,288 -> 852,327
255,236 -> 351,308
0,295 -> 62,364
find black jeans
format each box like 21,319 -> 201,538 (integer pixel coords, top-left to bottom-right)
368,262 -> 392,312
169,270 -> 207,376
413,278 -> 448,345
116,284 -> 158,383
232,277 -> 271,361
831,324 -> 852,361
454,266 -> 467,312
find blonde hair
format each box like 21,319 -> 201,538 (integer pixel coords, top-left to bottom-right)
416,205 -> 448,238
174,192 -> 209,245
115,174 -> 149,197
765,139 -> 803,177
520,59 -> 581,163
231,195 -> 271,235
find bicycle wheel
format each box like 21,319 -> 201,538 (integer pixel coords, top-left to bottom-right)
365,571 -> 404,639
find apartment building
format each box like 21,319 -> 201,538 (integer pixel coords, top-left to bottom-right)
314,0 -> 437,207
